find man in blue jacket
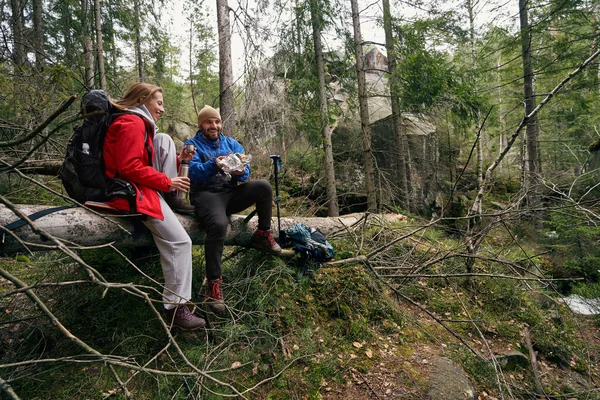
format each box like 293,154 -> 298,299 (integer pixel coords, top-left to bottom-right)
185,105 -> 281,313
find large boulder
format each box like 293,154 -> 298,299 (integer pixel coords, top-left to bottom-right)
427,357 -> 476,400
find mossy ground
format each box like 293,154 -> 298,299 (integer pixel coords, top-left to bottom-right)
2,216 -> 600,399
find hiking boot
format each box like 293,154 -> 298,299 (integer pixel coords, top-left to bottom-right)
251,229 -> 282,255
164,191 -> 195,214
206,276 -> 226,313
165,304 -> 206,331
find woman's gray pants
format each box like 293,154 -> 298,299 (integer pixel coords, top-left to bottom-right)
142,133 -> 192,310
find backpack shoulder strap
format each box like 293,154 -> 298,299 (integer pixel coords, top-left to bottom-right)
1,206 -> 74,244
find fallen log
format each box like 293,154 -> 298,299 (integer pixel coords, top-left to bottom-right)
5,159 -> 62,176
0,204 -> 406,254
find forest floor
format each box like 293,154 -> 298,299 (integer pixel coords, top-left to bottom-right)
3,214 -> 600,399
2,258 -> 600,399
322,302 -> 600,400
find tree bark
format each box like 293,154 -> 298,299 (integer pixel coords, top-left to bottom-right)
134,0 -> 144,82
107,0 -> 119,84
0,205 -> 401,254
467,0 -> 484,197
5,159 -> 62,175
309,0 -> 339,217
84,36 -> 95,88
464,0 -> 482,277
32,0 -> 45,67
189,19 -> 198,115
350,0 -> 377,212
94,0 -> 107,90
10,0 -> 26,69
382,0 -> 411,211
519,0 -> 541,219
217,0 -> 235,137
82,0 -> 95,88
61,0 -> 74,66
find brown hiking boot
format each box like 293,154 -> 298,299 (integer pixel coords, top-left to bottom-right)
206,276 -> 226,313
251,229 -> 282,255
164,191 -> 195,215
165,304 -> 206,331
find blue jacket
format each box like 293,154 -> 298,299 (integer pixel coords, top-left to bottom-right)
185,132 -> 250,190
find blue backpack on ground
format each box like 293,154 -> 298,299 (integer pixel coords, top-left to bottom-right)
284,223 -> 334,279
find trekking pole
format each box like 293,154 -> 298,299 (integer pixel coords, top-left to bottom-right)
269,155 -> 284,245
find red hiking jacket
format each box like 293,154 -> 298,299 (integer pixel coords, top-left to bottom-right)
103,114 -> 171,220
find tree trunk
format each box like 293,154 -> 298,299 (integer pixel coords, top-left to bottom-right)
189,19 -> 198,115
94,0 -> 107,90
294,0 -> 302,53
310,0 -> 339,217
0,205 -> 402,254
519,0 -> 541,219
82,0 -> 95,88
84,37 -> 95,88
496,54 -> 506,173
32,0 -> 45,67
350,0 -> 377,212
217,0 -> 235,137
382,0 -> 411,211
105,0 -> 118,84
61,0 -> 74,66
467,0 -> 483,194
10,0 -> 26,69
464,0 -> 483,276
134,0 -> 144,82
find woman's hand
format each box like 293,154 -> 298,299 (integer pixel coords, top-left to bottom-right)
170,177 -> 190,192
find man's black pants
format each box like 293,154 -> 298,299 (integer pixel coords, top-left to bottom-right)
190,179 -> 273,281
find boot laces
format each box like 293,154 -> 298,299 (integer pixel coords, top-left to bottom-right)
209,279 -> 223,300
259,229 -> 277,247
175,306 -> 194,321
266,232 -> 277,247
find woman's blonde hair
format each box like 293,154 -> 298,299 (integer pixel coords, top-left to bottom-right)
112,82 -> 163,110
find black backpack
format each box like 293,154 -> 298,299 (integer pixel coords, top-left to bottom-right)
60,90 -> 148,212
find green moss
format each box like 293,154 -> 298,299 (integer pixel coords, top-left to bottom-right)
494,321 -> 522,341
14,254 -> 30,263
450,348 -> 503,389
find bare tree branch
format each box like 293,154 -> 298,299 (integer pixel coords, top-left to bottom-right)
0,95 -> 77,148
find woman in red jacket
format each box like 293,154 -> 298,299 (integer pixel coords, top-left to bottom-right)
103,82 -> 205,331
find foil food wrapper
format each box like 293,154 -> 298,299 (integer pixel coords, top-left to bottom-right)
221,153 -> 252,173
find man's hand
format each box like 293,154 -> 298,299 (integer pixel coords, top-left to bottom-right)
216,153 -> 247,174
215,155 -> 227,170
170,177 -> 191,192
179,145 -> 196,162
